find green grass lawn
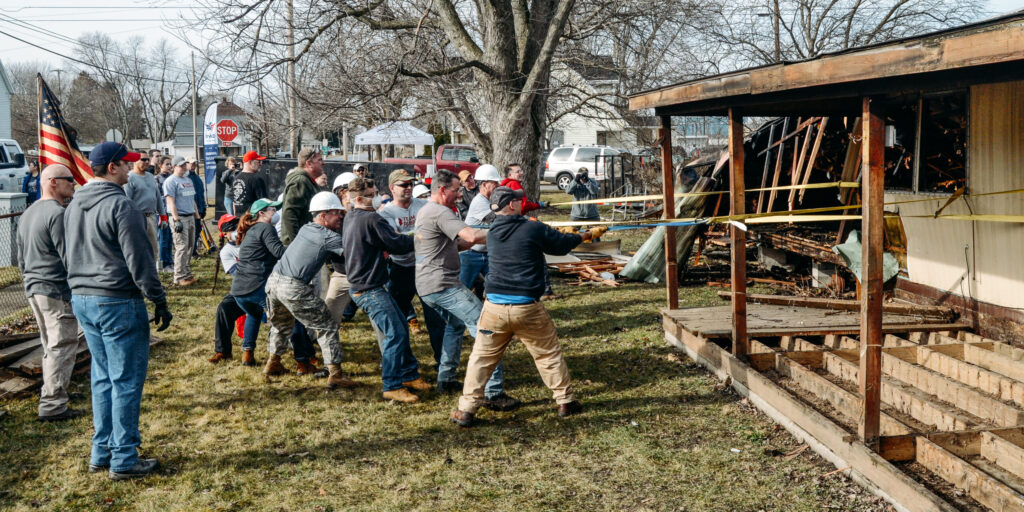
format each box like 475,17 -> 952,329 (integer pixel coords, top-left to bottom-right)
0,206 -> 888,511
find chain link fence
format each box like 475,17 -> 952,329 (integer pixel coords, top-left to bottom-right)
0,204 -> 30,324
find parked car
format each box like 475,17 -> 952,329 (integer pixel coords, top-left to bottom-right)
0,139 -> 30,193
543,145 -> 624,191
384,144 -> 480,180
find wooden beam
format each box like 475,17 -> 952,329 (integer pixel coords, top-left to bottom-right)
628,21 -> 1024,111
756,117 -> 820,156
788,124 -> 814,211
765,119 -> 788,213
917,437 -> 1024,511
798,117 -> 829,204
859,96 -> 885,450
728,108 -> 747,356
718,292 -> 955,320
660,115 -> 678,310
755,122 -> 776,214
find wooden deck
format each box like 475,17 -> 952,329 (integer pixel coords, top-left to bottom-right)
664,304 -> 969,339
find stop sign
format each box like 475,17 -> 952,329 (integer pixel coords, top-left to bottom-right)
216,119 -> 239,143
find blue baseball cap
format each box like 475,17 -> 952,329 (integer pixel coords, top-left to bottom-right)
89,142 -> 141,167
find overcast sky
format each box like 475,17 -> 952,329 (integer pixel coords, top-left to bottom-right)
1,0 -> 1022,67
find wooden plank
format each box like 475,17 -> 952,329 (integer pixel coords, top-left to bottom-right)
662,313 -> 958,512
798,117 -> 829,204
660,115 -> 678,310
756,117 -> 820,156
918,344 -> 1024,408
964,343 -> 1024,384
774,353 -> 912,436
780,337 -> 821,352
917,437 -> 1024,512
728,108 -> 747,356
879,435 -> 917,462
755,122 -> 776,214
882,349 -> 1024,427
822,351 -> 977,431
718,292 -> 954,320
0,332 -> 42,350
860,96 -> 885,448
0,338 -> 41,365
765,122 -> 787,213
788,124 -> 815,212
0,376 -> 38,397
982,431 -> 1024,477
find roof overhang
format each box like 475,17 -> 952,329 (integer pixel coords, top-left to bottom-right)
629,14 -> 1024,117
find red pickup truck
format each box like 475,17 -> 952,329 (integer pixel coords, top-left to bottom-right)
384,144 -> 480,180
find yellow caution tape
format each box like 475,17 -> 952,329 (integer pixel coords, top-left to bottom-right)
906,214 -> 1024,223
548,181 -> 860,207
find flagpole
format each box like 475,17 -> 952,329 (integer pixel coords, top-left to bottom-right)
36,74 -> 42,167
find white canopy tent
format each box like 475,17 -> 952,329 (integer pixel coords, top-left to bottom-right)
354,121 -> 434,146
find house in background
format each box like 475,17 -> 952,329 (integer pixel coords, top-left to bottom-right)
0,59 -> 12,139
172,99 -> 250,159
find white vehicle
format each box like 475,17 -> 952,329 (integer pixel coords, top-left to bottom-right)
0,139 -> 29,194
543,145 -> 623,191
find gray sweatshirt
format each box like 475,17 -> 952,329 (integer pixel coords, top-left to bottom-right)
16,199 -> 71,300
273,223 -> 344,284
565,177 -> 600,220
64,180 -> 166,302
123,171 -> 165,216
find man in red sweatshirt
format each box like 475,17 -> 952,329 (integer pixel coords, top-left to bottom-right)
500,163 -> 547,214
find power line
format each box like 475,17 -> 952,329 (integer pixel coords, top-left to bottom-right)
0,28 -> 194,84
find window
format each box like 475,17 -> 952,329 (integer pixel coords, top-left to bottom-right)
574,148 -> 601,164
442,148 -> 477,161
882,90 -> 967,194
548,148 -> 573,162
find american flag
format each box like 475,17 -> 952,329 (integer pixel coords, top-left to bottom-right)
38,75 -> 93,185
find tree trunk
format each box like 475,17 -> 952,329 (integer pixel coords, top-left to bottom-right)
479,73 -> 549,201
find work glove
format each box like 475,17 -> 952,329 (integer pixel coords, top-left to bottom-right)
588,226 -> 608,239
151,298 -> 173,332
173,220 -> 184,233
557,226 -> 578,235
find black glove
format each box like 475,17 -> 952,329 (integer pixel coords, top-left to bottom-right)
152,298 -> 173,332
173,220 -> 184,233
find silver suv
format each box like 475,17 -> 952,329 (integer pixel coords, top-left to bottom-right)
543,145 -> 622,191
0,139 -> 29,193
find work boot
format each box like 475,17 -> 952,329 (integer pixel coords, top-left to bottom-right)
177,277 -> 198,287
484,393 -> 522,412
402,377 -> 432,391
326,364 -> 360,389
449,409 -> 474,428
309,355 -> 322,367
295,361 -> 319,376
108,458 -> 160,480
241,349 -> 256,367
208,352 -> 231,364
263,354 -> 286,376
557,401 -> 584,418
382,388 -> 420,403
408,318 -> 422,335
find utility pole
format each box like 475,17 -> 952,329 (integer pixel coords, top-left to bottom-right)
191,52 -> 200,175
287,0 -> 297,156
772,0 -> 781,62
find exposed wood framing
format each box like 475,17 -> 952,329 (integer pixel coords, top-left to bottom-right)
718,292 -> 955,320
660,115 -> 678,310
728,108 -> 747,355
916,437 -> 1024,511
860,96 -> 885,449
798,117 -> 829,203
788,123 -> 815,211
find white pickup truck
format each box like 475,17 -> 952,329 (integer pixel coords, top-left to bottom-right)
0,139 -> 29,193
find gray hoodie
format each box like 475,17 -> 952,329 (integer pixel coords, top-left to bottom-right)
64,180 -> 166,302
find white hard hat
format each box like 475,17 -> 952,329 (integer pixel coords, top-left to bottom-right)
309,191 -> 343,212
412,184 -> 430,198
474,164 -> 501,182
333,172 -> 357,190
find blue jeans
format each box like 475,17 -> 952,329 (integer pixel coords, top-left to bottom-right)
421,285 -> 504,398
157,224 -> 173,268
352,286 -> 419,391
223,197 -> 233,217
459,250 -> 488,290
72,294 -> 150,472
233,288 -> 266,352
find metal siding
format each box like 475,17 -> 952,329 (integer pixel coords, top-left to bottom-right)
891,81 -> 1024,309
0,92 -> 10,139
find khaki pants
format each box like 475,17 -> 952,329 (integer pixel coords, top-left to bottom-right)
324,271 -> 353,324
265,273 -> 344,365
143,214 -> 158,266
172,217 -> 195,282
28,294 -> 82,417
459,301 -> 574,413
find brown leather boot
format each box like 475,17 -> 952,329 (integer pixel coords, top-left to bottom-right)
326,364 -> 360,389
295,361 -> 318,376
402,377 -> 432,391
241,349 -> 256,367
382,388 -> 419,403
208,352 -> 231,363
263,354 -> 286,376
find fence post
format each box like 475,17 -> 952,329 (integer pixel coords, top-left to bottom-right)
0,193 -> 27,267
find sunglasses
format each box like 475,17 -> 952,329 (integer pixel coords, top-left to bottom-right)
52,176 -> 76,182
141,158 -> 150,162
393,182 -> 412,188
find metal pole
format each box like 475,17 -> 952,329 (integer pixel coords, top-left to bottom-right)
191,52 -> 199,169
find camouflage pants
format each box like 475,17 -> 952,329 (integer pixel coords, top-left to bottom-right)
265,273 -> 343,365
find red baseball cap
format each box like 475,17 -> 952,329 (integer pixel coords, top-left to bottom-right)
243,151 -> 267,163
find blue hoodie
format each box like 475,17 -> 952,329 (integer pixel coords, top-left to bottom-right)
63,180 -> 166,302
